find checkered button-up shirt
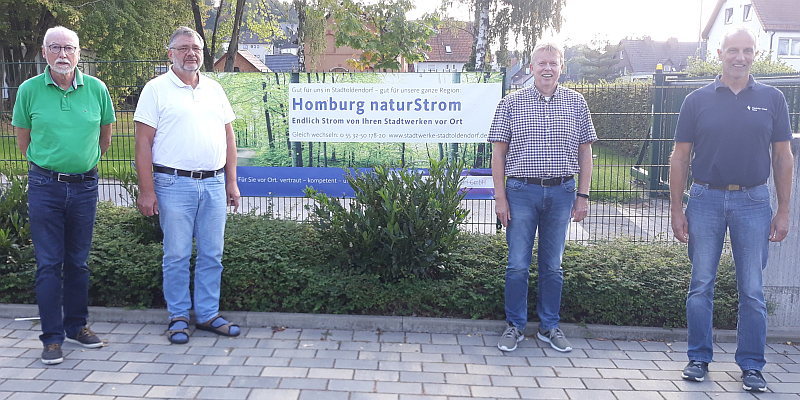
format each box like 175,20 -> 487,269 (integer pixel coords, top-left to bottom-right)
488,85 -> 597,178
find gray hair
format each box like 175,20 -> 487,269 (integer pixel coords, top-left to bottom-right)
169,26 -> 204,49
43,26 -> 79,47
532,42 -> 564,65
720,25 -> 758,52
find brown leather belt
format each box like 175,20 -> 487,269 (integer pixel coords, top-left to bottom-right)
694,180 -> 765,191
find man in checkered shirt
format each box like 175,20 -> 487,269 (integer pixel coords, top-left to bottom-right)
489,43 -> 597,353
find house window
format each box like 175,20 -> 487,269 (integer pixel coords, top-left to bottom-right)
445,45 -> 452,54
778,38 -> 800,56
724,8 -> 733,24
743,4 -> 752,21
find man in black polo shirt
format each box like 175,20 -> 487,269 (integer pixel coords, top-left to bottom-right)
669,26 -> 794,392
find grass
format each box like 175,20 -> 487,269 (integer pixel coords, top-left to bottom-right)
590,144 -> 646,202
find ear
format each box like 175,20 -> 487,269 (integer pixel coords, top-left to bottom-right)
42,46 -> 47,59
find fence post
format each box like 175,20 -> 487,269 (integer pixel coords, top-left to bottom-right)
649,65 -> 665,195
290,72 -> 303,167
764,134 -> 800,328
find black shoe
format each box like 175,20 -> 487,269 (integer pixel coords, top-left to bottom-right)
742,369 -> 767,392
681,360 -> 709,382
41,343 -> 63,365
65,326 -> 103,348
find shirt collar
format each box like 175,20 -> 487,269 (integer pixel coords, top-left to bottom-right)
531,84 -> 562,101
713,74 -> 756,92
167,65 -> 203,88
44,65 -> 82,89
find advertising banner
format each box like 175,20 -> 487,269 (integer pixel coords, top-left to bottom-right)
237,167 -> 494,199
289,82 -> 501,143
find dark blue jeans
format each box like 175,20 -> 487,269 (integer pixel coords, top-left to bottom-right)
28,169 -> 98,345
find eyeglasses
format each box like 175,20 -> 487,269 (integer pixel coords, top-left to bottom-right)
47,45 -> 77,55
170,46 -> 203,54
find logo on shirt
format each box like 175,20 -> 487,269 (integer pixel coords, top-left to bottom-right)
747,106 -> 768,112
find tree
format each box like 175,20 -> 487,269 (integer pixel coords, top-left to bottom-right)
577,40 -> 621,82
292,0 -> 327,72
0,0 -> 78,107
686,51 -> 797,77
329,0 -> 439,71
448,0 -> 563,71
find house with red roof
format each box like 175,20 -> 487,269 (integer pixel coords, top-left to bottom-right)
414,24 -> 473,73
702,0 -> 800,70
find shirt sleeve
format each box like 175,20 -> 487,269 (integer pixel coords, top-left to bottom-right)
487,96 -> 511,143
578,95 -> 598,144
11,81 -> 32,129
219,85 -> 236,125
133,82 -> 159,128
99,81 -> 116,126
674,93 -> 696,143
771,89 -> 793,143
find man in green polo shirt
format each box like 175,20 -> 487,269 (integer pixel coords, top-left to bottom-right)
12,26 -> 115,365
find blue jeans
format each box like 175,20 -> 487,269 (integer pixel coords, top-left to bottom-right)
154,172 -> 227,324
28,170 -> 98,345
685,183 -> 771,371
504,178 -> 576,330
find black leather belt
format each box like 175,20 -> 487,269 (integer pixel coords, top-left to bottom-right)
694,180 -> 765,191
29,162 -> 97,183
153,165 -> 224,179
509,175 -> 574,187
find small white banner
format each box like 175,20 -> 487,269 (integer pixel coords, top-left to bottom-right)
289,83 -> 501,143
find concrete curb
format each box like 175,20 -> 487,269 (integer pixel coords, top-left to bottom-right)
3,303 -> 798,343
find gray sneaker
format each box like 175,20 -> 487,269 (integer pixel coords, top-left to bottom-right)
742,369 -> 767,392
41,343 -> 63,365
681,360 -> 709,382
497,325 -> 524,352
65,326 -> 103,348
537,326 -> 572,352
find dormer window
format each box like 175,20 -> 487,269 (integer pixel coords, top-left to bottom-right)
743,4 -> 752,21
724,8 -> 733,24
445,45 -> 452,54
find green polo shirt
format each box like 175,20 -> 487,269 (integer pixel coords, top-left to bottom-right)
12,66 -> 116,173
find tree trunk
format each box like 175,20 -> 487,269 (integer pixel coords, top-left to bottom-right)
189,0 -> 215,72
293,0 -> 306,72
474,0 -> 490,72
210,0 -> 224,65
223,0 -> 246,72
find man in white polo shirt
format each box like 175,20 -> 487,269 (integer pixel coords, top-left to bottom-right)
134,26 -> 240,344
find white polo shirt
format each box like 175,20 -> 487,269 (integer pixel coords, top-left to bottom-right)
134,66 -> 235,171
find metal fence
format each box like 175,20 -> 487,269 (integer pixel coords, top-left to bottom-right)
2,61 -> 799,242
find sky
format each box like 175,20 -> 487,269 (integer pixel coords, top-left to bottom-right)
409,0 -> 720,47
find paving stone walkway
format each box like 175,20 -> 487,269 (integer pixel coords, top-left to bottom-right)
0,317 -> 798,400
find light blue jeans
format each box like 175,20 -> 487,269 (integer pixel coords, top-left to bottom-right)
504,178 -> 576,331
154,172 -> 227,324
685,183 -> 771,372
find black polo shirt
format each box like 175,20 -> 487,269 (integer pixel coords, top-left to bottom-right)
674,75 -> 793,187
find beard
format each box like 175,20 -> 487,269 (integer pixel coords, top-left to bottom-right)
49,57 -> 75,75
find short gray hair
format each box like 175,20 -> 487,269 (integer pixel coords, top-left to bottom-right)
720,26 -> 758,52
168,26 -> 204,49
43,26 -> 80,48
532,42 -> 563,65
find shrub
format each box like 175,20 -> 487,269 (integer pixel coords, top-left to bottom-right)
304,158 -> 469,281
0,202 -> 741,329
0,168 -> 36,303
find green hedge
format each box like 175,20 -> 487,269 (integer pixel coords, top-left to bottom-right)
0,203 -> 741,329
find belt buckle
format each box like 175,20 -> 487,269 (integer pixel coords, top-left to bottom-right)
727,184 -> 740,191
57,173 -> 71,183
190,171 -> 203,179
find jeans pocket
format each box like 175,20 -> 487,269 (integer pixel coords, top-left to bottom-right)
746,185 -> 769,202
153,173 -> 175,188
28,172 -> 50,186
82,178 -> 99,190
689,184 -> 706,198
505,178 -> 523,191
562,179 -> 577,193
